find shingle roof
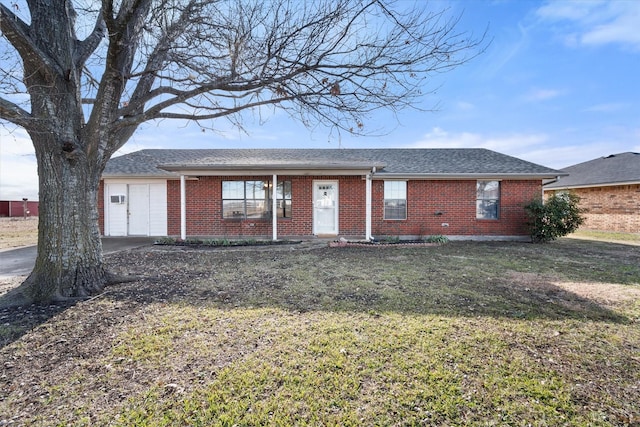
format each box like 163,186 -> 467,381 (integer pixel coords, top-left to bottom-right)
103,148 -> 564,178
544,152 -> 640,189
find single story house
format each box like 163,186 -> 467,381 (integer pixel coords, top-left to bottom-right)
544,152 -> 640,233
100,148 -> 566,241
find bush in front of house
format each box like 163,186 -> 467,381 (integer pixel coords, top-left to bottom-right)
424,234 -> 449,244
525,193 -> 585,243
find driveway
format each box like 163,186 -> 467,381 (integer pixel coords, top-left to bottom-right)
0,237 -> 155,277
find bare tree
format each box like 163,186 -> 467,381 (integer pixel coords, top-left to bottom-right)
0,0 -> 484,305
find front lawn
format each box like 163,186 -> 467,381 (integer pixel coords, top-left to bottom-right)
1,239 -> 639,426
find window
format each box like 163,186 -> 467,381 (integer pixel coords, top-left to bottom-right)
222,180 -> 292,219
275,180 -> 292,218
476,180 -> 500,219
384,181 -> 407,220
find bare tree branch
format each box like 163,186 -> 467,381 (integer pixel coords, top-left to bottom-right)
0,96 -> 32,127
0,0 -> 486,304
85,0 -> 155,160
0,3 -> 62,82
74,10 -> 107,65
101,0 -> 484,143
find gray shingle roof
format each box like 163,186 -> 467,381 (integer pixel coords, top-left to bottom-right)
103,148 -> 564,178
544,152 -> 640,189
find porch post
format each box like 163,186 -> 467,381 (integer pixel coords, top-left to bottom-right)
272,174 -> 278,241
180,174 -> 186,240
365,171 -> 372,240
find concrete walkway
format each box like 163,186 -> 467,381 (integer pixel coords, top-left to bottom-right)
0,237 -> 155,277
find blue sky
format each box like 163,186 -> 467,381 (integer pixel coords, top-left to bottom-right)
1,0 -> 639,200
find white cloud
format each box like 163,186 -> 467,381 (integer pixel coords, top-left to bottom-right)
583,102 -> 628,113
0,127 -> 38,200
408,127 -> 550,160
582,14 -> 640,48
536,1 -> 605,22
536,1 -> 640,50
477,21 -> 532,79
523,88 -> 562,102
406,127 -> 636,169
456,101 -> 476,111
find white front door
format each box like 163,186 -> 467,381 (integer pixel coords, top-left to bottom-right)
313,181 -> 338,235
105,183 -> 127,236
128,184 -> 150,235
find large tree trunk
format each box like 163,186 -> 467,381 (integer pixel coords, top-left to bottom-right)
0,1 -> 114,306
5,134 -> 108,306
0,1 -> 131,308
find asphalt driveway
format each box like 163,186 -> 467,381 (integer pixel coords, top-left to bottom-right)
0,237 -> 155,277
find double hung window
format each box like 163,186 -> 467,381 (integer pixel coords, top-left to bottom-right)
476,180 -> 500,219
384,181 -> 407,220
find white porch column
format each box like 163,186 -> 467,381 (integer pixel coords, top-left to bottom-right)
180,174 -> 186,240
365,172 -> 372,240
272,174 -> 278,241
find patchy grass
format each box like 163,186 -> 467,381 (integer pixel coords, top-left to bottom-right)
570,229 -> 640,245
0,217 -> 38,249
0,239 -> 639,426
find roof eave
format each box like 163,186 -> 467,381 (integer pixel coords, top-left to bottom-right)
158,163 -> 380,176
373,172 -> 567,180
544,180 -> 640,190
102,173 -> 179,180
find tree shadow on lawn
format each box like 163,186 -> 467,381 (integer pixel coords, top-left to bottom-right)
106,245 -> 632,324
0,297 -> 78,349
0,242 -> 634,349
116,273 -> 628,324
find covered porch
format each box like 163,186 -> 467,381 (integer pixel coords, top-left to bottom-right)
159,160 -> 383,242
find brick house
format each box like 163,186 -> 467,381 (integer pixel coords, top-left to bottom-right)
100,148 -> 565,241
544,152 -> 640,233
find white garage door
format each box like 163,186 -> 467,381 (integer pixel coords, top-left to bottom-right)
104,181 -> 167,236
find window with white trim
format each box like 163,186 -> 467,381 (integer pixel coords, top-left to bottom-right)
222,180 -> 292,219
384,181 -> 407,220
476,180 -> 500,219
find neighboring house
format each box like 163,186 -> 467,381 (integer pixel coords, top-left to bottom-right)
544,152 -> 640,233
100,148 -> 565,241
0,200 -> 39,217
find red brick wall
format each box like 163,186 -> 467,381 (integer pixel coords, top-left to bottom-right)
547,184 -> 640,233
160,176 -> 540,238
337,176 -> 366,236
168,176 -> 323,237
371,180 -> 540,238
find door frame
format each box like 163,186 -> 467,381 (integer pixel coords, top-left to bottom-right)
127,183 -> 151,236
313,180 -> 339,236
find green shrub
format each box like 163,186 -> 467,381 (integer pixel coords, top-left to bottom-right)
524,193 -> 585,243
424,235 -> 449,244
154,236 -> 176,245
